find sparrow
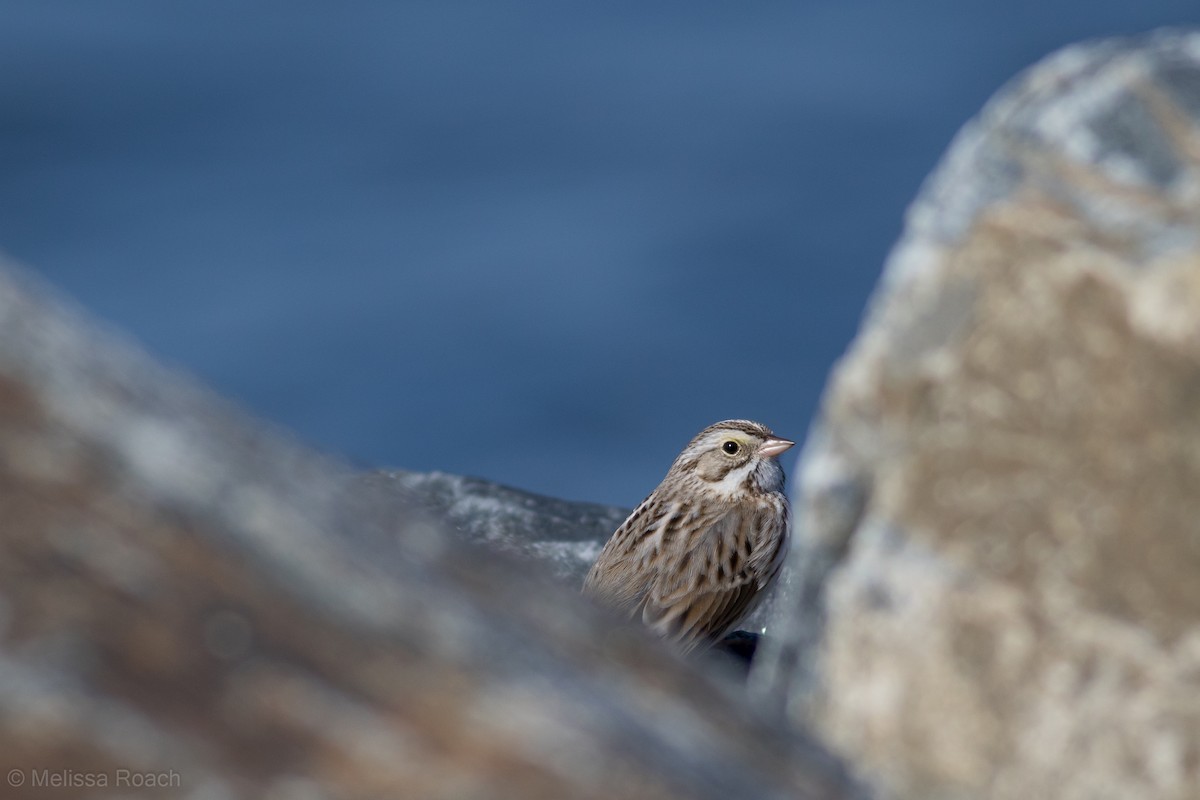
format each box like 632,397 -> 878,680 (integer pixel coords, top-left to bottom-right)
583,420 -> 793,654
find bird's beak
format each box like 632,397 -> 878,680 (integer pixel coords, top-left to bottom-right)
758,436 -> 795,458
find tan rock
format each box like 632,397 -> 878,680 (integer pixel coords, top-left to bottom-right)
756,30 -> 1200,800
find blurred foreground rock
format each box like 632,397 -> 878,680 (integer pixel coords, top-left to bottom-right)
0,268 -> 862,800
755,29 -> 1200,800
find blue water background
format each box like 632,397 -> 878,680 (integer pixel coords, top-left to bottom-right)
1,2 -> 1195,506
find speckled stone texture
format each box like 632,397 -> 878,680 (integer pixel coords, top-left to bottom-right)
754,30 -> 1200,800
364,469 -> 623,583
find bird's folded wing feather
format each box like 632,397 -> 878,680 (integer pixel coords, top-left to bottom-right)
582,493 -> 678,612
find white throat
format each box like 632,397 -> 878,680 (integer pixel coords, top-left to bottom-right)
709,461 -> 757,498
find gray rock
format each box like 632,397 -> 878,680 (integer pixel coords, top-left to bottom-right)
754,29 -> 1200,800
364,469 -> 626,584
0,261 -> 863,800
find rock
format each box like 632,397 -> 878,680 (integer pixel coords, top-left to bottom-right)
754,30 -> 1200,800
363,469 -> 625,584
0,262 -> 863,800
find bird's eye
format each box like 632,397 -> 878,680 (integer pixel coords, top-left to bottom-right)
722,440 -> 740,455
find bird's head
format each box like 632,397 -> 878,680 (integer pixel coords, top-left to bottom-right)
671,419 -> 794,495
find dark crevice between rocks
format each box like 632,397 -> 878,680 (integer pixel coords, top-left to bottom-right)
711,630 -> 760,674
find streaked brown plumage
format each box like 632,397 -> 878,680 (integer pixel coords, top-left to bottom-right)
583,420 -> 793,654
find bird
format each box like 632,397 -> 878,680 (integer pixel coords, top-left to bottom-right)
583,419 -> 794,654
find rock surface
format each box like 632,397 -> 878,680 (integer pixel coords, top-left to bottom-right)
754,29 -> 1200,800
365,469 -> 624,584
0,265 -> 862,799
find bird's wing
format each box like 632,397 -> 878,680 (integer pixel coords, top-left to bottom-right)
640,507 -> 767,654
582,492 -> 679,613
